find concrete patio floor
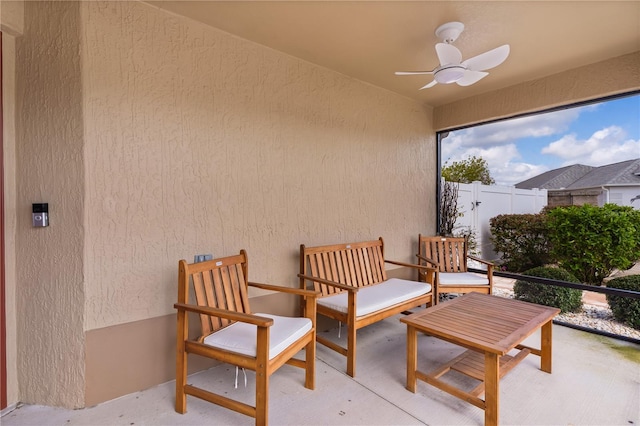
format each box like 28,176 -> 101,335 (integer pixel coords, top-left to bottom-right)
3,309 -> 639,426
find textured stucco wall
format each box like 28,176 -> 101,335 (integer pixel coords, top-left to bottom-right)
81,1 -> 435,331
15,0 -> 85,408
2,5 -> 21,407
434,51 -> 640,131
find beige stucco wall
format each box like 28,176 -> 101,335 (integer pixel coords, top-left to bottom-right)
14,0 -> 86,408
7,0 -> 435,408
81,0 -> 435,331
1,0 -> 23,409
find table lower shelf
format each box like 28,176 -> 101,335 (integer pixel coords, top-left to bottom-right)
416,347 -> 531,407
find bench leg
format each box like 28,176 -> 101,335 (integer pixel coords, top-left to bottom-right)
346,322 -> 356,377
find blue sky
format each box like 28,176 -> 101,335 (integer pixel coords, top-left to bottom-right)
442,93 -> 640,186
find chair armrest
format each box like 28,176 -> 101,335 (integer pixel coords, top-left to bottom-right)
416,254 -> 440,267
297,274 -> 359,292
248,281 -> 320,298
384,258 -> 437,273
174,302 -> 274,327
468,255 -> 494,268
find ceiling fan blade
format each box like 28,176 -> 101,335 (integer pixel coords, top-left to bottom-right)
456,70 -> 489,86
462,44 -> 510,71
435,43 -> 462,66
395,71 -> 434,76
419,79 -> 438,90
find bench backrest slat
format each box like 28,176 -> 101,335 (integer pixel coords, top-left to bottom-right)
178,251 -> 251,338
300,238 -> 388,296
419,235 -> 468,273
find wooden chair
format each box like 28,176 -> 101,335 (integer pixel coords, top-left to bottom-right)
417,234 -> 493,304
175,250 -> 318,426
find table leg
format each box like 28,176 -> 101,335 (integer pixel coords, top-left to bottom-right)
484,352 -> 499,426
540,319 -> 553,373
406,325 -> 417,392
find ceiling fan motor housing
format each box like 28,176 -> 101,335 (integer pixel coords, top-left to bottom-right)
434,65 -> 466,84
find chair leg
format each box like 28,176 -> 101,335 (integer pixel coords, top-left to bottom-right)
346,322 -> 356,377
255,366 -> 269,426
175,315 -> 188,413
304,336 -> 315,390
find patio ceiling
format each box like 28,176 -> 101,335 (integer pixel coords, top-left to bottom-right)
144,1 -> 640,108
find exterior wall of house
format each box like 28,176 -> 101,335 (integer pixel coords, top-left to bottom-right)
13,0 -> 86,408
549,186 -> 640,209
601,186 -> 640,209
8,0 -> 436,408
548,189 -> 600,207
1,0 -> 23,410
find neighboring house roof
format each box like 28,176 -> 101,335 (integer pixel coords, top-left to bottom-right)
515,158 -> 640,190
515,164 -> 594,189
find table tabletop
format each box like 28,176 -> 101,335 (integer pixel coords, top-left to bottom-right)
401,292 -> 560,355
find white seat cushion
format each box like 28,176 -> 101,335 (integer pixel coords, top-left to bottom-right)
438,272 -> 489,286
203,313 -> 312,360
317,278 -> 431,317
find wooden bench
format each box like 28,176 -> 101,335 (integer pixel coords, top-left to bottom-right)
298,237 -> 434,377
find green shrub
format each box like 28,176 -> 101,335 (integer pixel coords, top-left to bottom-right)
547,204 -> 640,285
606,275 -> 640,330
513,266 -> 583,313
489,213 -> 551,272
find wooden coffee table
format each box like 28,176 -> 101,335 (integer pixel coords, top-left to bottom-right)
401,292 -> 560,426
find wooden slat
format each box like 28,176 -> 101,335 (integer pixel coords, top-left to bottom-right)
211,269 -> 228,329
192,272 -> 213,334
228,264 -> 244,313
221,266 -> 235,313
201,270 -> 220,330
235,261 -> 250,314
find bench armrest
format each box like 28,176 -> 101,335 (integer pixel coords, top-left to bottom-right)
297,273 -> 359,293
248,281 -> 320,298
174,302 -> 274,327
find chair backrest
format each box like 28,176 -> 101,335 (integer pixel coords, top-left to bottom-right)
300,238 -> 387,296
418,235 -> 468,273
178,251 -> 251,337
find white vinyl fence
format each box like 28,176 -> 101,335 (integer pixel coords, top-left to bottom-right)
452,181 -> 547,263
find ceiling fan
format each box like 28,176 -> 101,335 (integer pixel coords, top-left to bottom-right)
395,21 -> 510,89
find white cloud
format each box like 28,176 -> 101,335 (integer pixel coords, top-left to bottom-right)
450,106 -> 587,148
542,126 -> 640,166
492,162 -> 550,186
